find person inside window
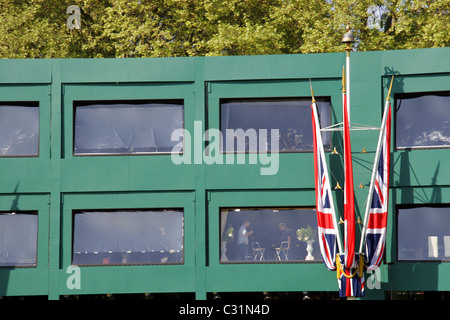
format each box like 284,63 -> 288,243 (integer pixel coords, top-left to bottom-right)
278,222 -> 291,249
237,220 -> 253,260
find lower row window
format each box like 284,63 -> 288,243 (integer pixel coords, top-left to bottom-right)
7,205 -> 449,267
72,209 -> 184,265
0,212 -> 38,267
398,206 -> 450,261
220,207 -> 319,263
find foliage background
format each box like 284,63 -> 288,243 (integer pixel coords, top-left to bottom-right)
0,0 -> 448,58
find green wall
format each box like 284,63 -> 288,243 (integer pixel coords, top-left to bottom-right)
0,47 -> 449,300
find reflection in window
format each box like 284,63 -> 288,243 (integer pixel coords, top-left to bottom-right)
396,92 -> 450,149
72,209 -> 184,265
0,103 -> 39,156
220,208 -> 319,263
0,212 -> 38,267
220,98 -> 331,152
398,206 -> 450,261
74,100 -> 184,155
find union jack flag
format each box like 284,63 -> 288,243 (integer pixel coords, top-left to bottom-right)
364,103 -> 391,271
312,104 -> 339,271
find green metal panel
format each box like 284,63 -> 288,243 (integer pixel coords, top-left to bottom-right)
0,84 -> 51,193
61,82 -> 196,192
0,194 -> 49,296
59,191 -> 196,296
206,190 -> 338,293
205,79 -> 341,190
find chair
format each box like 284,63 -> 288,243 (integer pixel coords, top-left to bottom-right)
443,236 -> 450,258
252,242 -> 265,261
276,241 -> 289,261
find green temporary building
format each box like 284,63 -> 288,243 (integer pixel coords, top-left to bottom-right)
0,46 -> 449,300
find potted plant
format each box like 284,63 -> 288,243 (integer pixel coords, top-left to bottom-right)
296,225 -> 317,260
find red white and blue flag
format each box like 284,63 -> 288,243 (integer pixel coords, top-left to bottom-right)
338,90 -> 364,297
310,72 -> 393,297
342,92 -> 356,271
364,103 -> 391,271
312,103 -> 339,271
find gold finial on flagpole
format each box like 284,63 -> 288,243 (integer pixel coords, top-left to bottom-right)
387,75 -> 394,101
361,147 -> 367,153
342,66 -> 346,93
310,79 -> 316,103
334,181 -> 342,190
359,182 -> 365,189
342,24 -> 355,56
331,146 -> 339,155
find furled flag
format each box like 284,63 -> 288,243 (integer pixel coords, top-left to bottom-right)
311,100 -> 340,271
337,87 -> 364,298
343,89 -> 356,271
364,103 -> 392,271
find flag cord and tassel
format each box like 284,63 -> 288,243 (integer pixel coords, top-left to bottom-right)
336,253 -> 365,279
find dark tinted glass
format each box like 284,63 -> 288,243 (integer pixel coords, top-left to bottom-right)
221,98 -> 331,152
398,206 -> 450,261
220,208 -> 319,263
74,101 -> 183,155
0,212 -> 38,267
396,93 -> 450,148
0,103 -> 39,156
73,210 -> 184,265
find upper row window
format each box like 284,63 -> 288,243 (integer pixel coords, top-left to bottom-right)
2,91 -> 449,157
220,98 -> 331,152
396,91 -> 450,149
0,102 -> 39,157
73,100 -> 184,155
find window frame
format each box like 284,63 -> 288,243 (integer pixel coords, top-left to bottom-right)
0,101 -> 40,158
396,204 -> 450,263
0,210 -> 39,268
72,99 -> 185,156
71,208 -> 185,266
395,91 -> 450,150
219,97 -> 332,154
219,206 -> 321,264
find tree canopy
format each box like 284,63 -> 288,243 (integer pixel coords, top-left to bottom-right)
1,0 -> 448,58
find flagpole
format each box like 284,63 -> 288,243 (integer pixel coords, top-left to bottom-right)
342,25 -> 354,124
342,25 -> 356,271
310,83 -> 343,255
358,76 -> 394,254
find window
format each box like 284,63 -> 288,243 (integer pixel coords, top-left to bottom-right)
72,209 -> 184,265
74,100 -> 184,155
220,98 -> 331,152
398,206 -> 450,261
0,212 -> 38,267
220,208 -> 319,263
0,102 -> 39,156
396,92 -> 450,149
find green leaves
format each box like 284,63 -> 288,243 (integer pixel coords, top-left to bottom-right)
0,0 -> 448,58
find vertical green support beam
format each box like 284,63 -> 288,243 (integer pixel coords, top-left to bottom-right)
194,57 -> 207,300
48,61 -> 62,300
